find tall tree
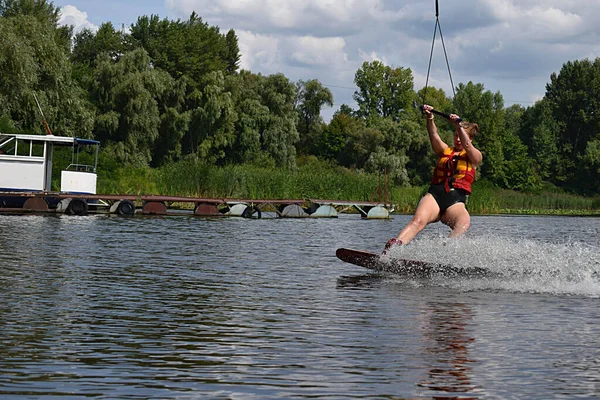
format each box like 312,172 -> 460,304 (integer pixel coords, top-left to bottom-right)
184,70 -> 236,164
71,23 -> 135,91
520,99 -> 565,186
544,58 -> 600,191
453,82 -> 505,185
91,48 -> 174,166
454,82 -> 534,190
222,29 -> 240,75
1,0 -> 58,23
72,23 -> 133,66
0,1 -> 93,136
226,71 -> 299,168
295,79 -> 333,155
353,60 -> 415,124
130,12 -> 238,87
259,73 -> 299,169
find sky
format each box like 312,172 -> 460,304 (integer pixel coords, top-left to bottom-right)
53,0 -> 600,121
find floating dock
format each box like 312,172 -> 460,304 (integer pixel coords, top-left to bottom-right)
0,191 -> 393,219
0,132 -> 393,219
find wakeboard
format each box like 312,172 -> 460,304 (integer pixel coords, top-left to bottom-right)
336,248 -> 490,278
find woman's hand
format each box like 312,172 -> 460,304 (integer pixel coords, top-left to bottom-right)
423,104 -> 434,120
448,113 -> 461,126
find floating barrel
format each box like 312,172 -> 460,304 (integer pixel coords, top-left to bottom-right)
66,198 -> 88,216
110,200 -> 136,216
194,202 -> 220,216
142,201 -> 167,215
310,205 -> 338,218
242,205 -> 261,219
224,203 -> 261,218
279,204 -> 309,218
366,204 -> 390,219
226,203 -> 249,217
23,197 -> 48,212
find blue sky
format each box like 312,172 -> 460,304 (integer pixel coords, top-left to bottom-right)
53,0 -> 600,121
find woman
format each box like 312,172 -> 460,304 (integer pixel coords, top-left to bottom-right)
384,104 -> 482,253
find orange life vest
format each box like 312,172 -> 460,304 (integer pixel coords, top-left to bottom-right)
430,147 -> 476,194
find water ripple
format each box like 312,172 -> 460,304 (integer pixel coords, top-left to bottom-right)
0,214 -> 599,398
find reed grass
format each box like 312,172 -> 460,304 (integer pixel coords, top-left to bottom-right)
96,160 -> 599,215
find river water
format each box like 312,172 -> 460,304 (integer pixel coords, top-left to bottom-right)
0,213 -> 599,399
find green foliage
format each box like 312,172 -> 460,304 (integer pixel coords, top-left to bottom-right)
0,4 -> 93,136
0,0 -> 58,23
184,70 -> 236,164
90,48 -> 175,165
454,81 -> 531,189
227,71 -> 299,169
152,158 -> 397,201
354,60 -> 415,123
320,111 -> 351,160
295,79 -> 333,155
0,114 -> 16,132
222,29 -> 240,74
417,86 -> 453,113
130,12 -> 237,86
544,58 -> 600,192
72,23 -> 133,66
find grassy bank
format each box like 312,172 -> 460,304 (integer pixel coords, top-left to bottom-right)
95,159 -> 600,216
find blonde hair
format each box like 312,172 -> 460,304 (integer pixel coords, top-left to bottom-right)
459,122 -> 480,139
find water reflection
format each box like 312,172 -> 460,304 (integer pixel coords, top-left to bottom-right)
417,301 -> 477,397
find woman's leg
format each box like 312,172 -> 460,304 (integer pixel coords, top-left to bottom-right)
395,194 -> 441,244
441,202 -> 471,238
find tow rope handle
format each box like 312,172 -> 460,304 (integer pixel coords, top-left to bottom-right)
413,101 -> 462,123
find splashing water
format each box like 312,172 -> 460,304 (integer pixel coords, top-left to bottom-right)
384,235 -> 600,297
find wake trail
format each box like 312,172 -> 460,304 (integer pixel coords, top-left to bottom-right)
385,235 -> 600,297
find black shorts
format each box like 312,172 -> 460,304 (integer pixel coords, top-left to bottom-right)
427,184 -> 469,213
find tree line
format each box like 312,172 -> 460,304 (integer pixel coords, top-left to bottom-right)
1,0 -> 599,195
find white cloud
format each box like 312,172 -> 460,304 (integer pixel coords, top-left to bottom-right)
235,30 -> 280,72
290,36 -> 347,67
481,0 -> 584,42
166,0 -> 417,36
58,5 -> 98,33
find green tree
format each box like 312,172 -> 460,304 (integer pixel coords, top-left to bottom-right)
259,73 -> 299,169
91,49 -> 174,166
416,86 -> 453,115
184,70 -> 236,164
72,23 -> 131,65
130,12 -> 238,87
295,79 -> 333,155
152,77 -> 189,167
226,71 -> 299,168
0,2 -> 93,136
544,58 -> 600,192
341,124 -> 383,170
520,99 -> 566,185
71,23 -> 136,91
454,83 -> 535,190
320,110 -> 354,160
222,29 -> 240,74
353,60 -> 415,124
231,98 -> 271,165
581,139 -> 600,193
453,82 -> 506,185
